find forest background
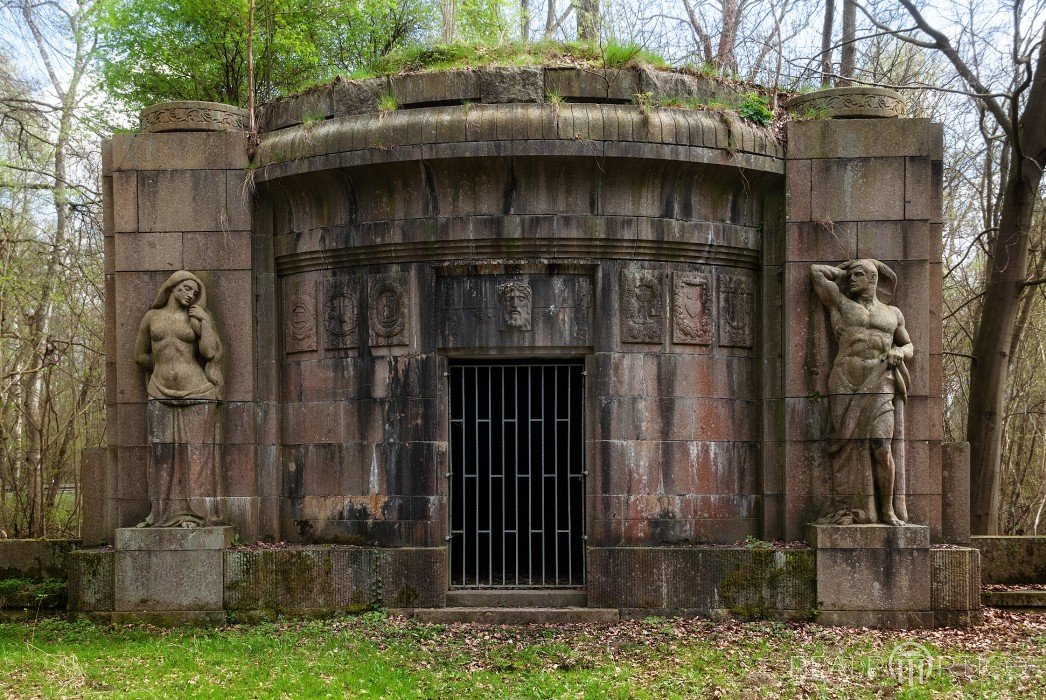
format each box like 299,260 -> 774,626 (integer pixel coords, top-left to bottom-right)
0,0 -> 1043,539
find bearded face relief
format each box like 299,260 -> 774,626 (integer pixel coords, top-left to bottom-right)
498,281 -> 533,331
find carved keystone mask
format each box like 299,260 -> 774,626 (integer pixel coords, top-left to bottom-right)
497,281 -> 532,330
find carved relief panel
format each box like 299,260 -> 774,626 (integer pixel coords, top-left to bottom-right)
620,269 -> 665,344
284,279 -> 317,354
718,273 -> 754,348
368,273 -> 409,346
672,272 -> 713,345
437,272 -> 592,348
322,276 -> 361,350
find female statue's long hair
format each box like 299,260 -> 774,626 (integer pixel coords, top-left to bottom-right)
152,270 -> 224,399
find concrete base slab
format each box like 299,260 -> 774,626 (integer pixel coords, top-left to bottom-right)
444,589 -> 587,608
982,590 -> 1046,609
816,610 -> 935,629
109,610 -> 227,626
408,607 -> 620,624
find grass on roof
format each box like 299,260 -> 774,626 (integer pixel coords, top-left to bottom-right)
348,40 -> 671,79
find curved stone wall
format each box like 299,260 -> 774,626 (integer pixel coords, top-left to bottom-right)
252,80 -> 783,547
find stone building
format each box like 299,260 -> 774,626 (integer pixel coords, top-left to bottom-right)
72,69 -> 980,627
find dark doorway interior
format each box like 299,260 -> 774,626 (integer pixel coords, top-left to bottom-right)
449,361 -> 585,587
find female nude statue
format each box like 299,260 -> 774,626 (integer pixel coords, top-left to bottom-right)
134,270 -> 224,527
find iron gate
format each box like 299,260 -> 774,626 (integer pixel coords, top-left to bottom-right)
449,361 -> 586,587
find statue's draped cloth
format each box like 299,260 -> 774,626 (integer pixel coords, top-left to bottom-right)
827,357 -> 910,518
144,398 -> 224,527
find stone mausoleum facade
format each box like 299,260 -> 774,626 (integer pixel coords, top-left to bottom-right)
72,68 -> 980,627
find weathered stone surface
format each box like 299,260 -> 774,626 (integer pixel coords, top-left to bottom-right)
115,526 -> 234,551
478,67 -> 544,103
113,526 -> 232,614
588,546 -> 815,619
784,87 -> 906,119
67,549 -> 115,612
136,169 -> 227,232
973,535 -> 1046,584
111,131 -> 250,172
810,524 -> 933,628
942,442 -> 971,544
808,523 -> 929,549
810,158 -> 906,222
224,546 -> 446,612
930,547 -> 980,627
0,539 -> 79,579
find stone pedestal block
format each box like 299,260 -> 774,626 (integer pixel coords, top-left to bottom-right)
809,523 -> 933,629
114,526 -> 233,624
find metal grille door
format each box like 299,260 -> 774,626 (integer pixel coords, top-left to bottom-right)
449,362 -> 586,587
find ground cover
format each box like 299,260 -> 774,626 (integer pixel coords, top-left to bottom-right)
0,609 -> 1042,698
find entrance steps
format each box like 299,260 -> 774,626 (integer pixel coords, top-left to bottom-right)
982,589 -> 1046,610
405,589 -> 620,624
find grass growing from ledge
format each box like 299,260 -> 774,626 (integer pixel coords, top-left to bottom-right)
0,610 -> 1043,698
348,40 -> 670,79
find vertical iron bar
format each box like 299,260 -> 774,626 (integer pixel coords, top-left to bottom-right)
487,365 -> 493,586
540,365 -> 546,586
515,365 -> 520,586
566,366 -> 572,584
528,365 -> 534,585
473,366 -> 479,586
553,365 -> 560,585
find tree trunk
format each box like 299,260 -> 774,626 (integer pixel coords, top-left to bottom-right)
838,0 -> 856,85
716,0 -> 740,74
575,0 -> 599,42
968,37 -> 1046,534
820,0 -> 835,86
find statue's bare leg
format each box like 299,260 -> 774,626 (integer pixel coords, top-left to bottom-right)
872,439 -> 904,526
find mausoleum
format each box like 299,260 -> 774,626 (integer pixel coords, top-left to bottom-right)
70,67 -> 981,627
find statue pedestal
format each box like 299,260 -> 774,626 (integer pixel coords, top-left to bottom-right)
113,526 -> 234,625
808,524 -> 932,629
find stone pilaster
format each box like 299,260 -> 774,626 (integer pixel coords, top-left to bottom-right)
101,101 -> 272,541
777,94 -> 944,541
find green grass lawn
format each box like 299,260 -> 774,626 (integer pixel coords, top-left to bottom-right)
1,610 -> 1043,698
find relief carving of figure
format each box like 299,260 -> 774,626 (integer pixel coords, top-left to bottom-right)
498,281 -> 532,330
133,270 -> 224,528
810,260 -> 913,526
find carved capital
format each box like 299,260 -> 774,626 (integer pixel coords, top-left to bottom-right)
140,101 -> 249,133
784,87 -> 906,119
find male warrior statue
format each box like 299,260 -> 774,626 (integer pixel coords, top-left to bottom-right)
810,259 -> 914,526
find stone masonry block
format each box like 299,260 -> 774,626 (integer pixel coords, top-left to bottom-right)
812,525 -> 932,627
137,170 -> 227,233
114,231 -> 182,272
786,159 -> 811,222
183,231 -> 252,271
786,221 -> 857,262
786,118 -> 940,160
115,525 -> 234,550
111,131 -> 249,171
810,158 -> 905,222
112,171 -> 138,233
115,549 -> 225,611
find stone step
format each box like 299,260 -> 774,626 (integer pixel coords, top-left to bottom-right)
982,590 -> 1046,609
411,607 -> 619,624
445,589 -> 587,608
